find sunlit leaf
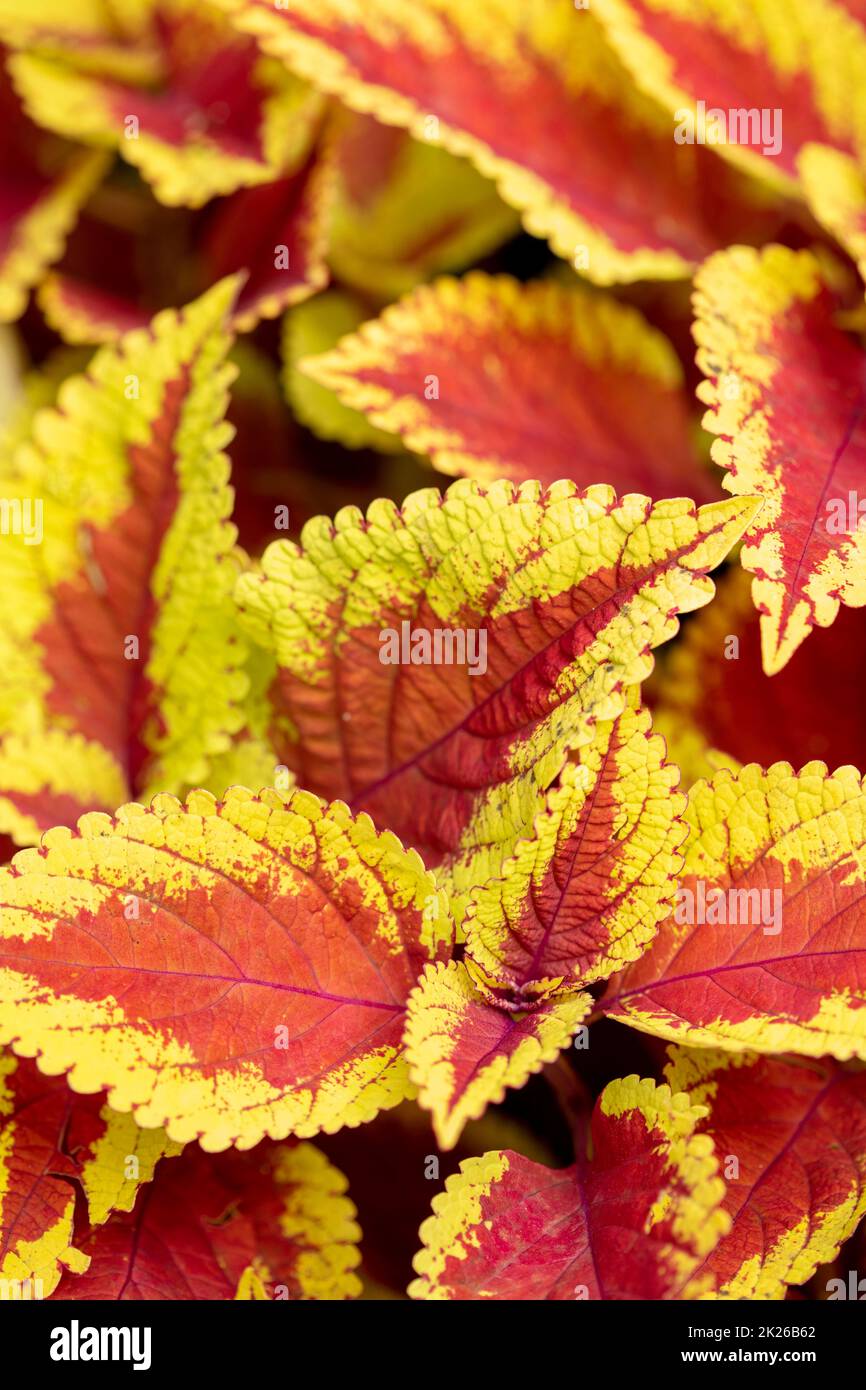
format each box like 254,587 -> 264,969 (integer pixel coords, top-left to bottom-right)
594,0 -> 866,191
694,244 -> 866,673
0,76 -> 106,323
7,0 -> 322,207
464,701 -> 687,1000
55,1140 -> 362,1300
300,274 -> 712,499
0,786 -> 452,1149
0,277 -> 250,843
235,479 -> 758,921
0,1052 -> 179,1297
200,148 -> 333,331
325,111 -> 519,301
37,272 -> 151,345
605,761 -> 866,1060
404,960 -> 589,1149
665,1047 -> 866,1300
285,289 -> 408,453
800,143 -> 866,283
409,1074 -> 728,1299
214,0 -> 784,284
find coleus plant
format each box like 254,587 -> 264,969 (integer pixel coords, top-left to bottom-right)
0,0 -> 866,1305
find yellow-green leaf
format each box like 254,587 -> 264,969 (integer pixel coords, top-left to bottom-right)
404,960 -> 589,1149
605,761 -> 866,1060
235,480 -> 760,923
0,786 -> 453,1150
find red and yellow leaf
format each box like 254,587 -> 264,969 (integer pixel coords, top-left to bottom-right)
799,144 -> 866,284
604,761 -> 866,1060
409,1074 -> 728,1299
402,701 -> 686,1149
214,0 -> 785,284
0,786 -> 452,1150
464,701 -> 686,1000
200,148 -> 333,332
0,276 -> 250,844
284,289 -> 407,453
37,271 -> 151,346
647,563 -> 866,786
235,480 -> 759,920
55,1140 -> 361,1300
325,111 -> 519,302
0,75 -> 107,323
0,1052 -> 179,1297
0,733 -> 127,853
0,1 -> 157,77
300,274 -> 713,499
694,244 -> 866,673
37,149 -> 332,344
320,1098 -> 554,1299
6,0 -> 322,208
665,1047 -> 866,1300
594,0 -> 866,191
404,960 -> 589,1150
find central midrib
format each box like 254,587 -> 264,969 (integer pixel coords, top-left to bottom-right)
348,510 -> 733,809
0,950 -> 404,1014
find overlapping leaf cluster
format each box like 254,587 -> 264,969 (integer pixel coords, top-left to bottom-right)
1,0 -> 866,1302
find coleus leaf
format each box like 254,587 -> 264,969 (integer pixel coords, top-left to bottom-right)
321,1097 -> 555,1298
409,1075 -> 728,1299
604,761 -> 866,1060
284,289 -> 408,453
404,960 -> 590,1150
36,147 -> 333,344
324,112 -> 520,302
195,641 -> 283,802
800,143 -> 866,284
464,700 -> 687,1001
6,0 -> 322,207
647,564 -> 866,786
0,75 -> 106,323
593,0 -> 866,191
37,272 -> 153,346
404,699 -> 684,1148
0,786 -> 452,1149
235,479 -> 758,919
695,244 -> 866,673
0,1051 -> 180,1297
0,0 -> 158,72
0,276 -> 250,844
0,345 -> 91,460
55,1140 -> 362,1300
0,333 -> 276,806
199,148 -> 333,332
664,1046 -> 866,1300
213,0 -> 784,284
299,273 -> 713,500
